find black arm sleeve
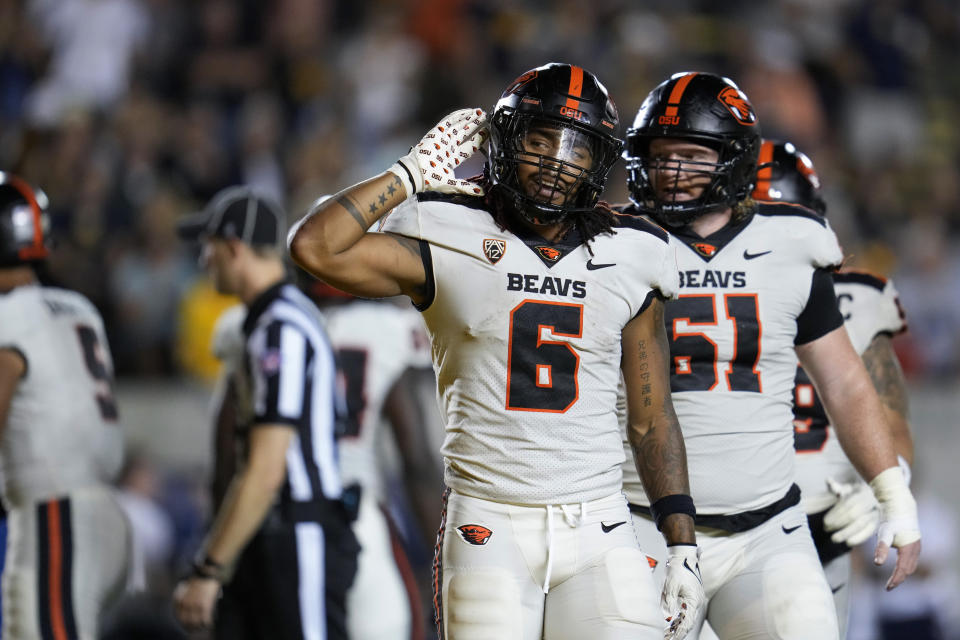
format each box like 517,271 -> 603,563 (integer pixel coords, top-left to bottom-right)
633,289 -> 666,320
412,240 -> 436,312
795,268 -> 845,345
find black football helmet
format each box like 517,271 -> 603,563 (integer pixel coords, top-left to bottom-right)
624,72 -> 761,227
488,62 -> 623,226
0,172 -> 50,267
751,139 -> 826,215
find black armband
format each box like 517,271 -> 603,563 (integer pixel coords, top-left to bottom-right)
650,494 -> 697,531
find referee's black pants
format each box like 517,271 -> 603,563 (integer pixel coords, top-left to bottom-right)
215,511 -> 359,640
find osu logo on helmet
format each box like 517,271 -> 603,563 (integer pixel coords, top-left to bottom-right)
457,524 -> 493,546
717,86 -> 757,126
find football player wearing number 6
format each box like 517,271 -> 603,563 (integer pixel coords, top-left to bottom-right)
290,62 -> 705,640
0,173 -> 132,640
752,139 -> 914,638
617,72 -> 921,640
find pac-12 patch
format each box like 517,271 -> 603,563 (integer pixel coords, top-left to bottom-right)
483,238 -> 506,264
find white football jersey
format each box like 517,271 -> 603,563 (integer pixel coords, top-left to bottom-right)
381,193 -> 678,505
0,285 -> 122,507
620,203 -> 843,514
793,273 -> 906,513
323,300 -> 431,495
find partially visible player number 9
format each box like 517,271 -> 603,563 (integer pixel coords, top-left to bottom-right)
75,324 -> 118,421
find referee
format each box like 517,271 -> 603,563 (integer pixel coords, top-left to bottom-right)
173,186 -> 359,639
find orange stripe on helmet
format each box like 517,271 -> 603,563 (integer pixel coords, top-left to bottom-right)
664,72 -> 698,118
564,65 -> 584,110
8,175 -> 48,260
753,140 -> 775,199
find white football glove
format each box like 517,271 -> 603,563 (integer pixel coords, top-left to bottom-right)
869,466 -> 922,590
662,544 -> 706,640
388,108 -> 487,198
823,478 -> 880,546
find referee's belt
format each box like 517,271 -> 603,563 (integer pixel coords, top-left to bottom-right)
629,483 -> 801,533
281,484 -> 362,525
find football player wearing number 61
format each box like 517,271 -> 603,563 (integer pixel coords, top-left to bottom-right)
618,72 -> 921,640
290,62 -> 705,639
0,173 -> 132,640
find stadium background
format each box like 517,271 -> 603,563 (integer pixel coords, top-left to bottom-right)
1,0 -> 958,637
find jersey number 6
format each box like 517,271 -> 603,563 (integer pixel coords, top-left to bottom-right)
506,300 -> 582,412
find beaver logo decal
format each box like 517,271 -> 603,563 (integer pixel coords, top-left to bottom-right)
536,246 -> 562,262
457,524 -> 493,546
692,242 -> 717,258
717,86 -> 757,126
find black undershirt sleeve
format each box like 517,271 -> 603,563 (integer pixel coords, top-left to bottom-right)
634,289 -> 666,319
795,268 -> 844,345
412,240 -> 435,312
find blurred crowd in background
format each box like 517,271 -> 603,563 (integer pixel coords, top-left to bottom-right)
1,0 -> 958,381
1,0 -> 958,637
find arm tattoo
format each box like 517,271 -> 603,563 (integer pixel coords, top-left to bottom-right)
388,234 -> 422,260
635,390 -> 689,500
336,194 -> 368,228
863,334 -> 909,418
636,340 -> 652,407
633,299 -> 690,500
386,233 -> 428,301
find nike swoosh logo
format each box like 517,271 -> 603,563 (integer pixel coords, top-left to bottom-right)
601,521 -> 626,533
831,583 -> 846,594
586,259 -> 616,270
743,249 -> 772,260
683,558 -> 703,583
782,524 -> 802,534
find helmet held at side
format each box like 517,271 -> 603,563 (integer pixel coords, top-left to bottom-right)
488,62 -> 623,226
0,172 -> 51,267
751,139 -> 826,215
624,72 -> 761,227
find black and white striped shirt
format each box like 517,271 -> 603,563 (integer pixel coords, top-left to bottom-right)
241,282 -> 343,504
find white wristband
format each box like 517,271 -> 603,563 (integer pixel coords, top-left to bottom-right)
869,465 -> 921,548
387,159 -> 418,199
